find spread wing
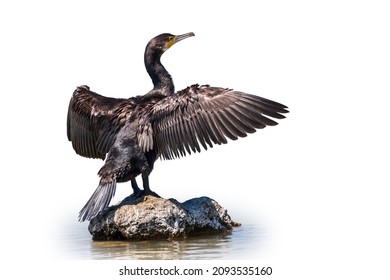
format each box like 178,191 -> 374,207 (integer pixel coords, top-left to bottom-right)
67,85 -> 129,159
138,84 -> 288,160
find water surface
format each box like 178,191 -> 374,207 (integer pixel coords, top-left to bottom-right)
60,222 -> 267,260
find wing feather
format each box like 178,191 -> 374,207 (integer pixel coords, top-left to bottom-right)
67,85 -> 128,159
193,113 -> 210,150
179,121 -> 190,156
138,84 -> 288,160
204,112 -> 227,145
214,112 -> 238,140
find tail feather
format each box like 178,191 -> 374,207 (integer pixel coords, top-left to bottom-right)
78,180 -> 117,222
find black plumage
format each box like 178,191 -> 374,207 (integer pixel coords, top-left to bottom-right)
67,32 -> 288,222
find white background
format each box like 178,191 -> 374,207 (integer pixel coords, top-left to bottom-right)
1,0 -> 389,279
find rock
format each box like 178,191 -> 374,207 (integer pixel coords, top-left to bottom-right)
88,195 -> 240,240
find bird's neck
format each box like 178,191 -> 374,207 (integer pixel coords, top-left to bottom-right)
145,50 -> 175,95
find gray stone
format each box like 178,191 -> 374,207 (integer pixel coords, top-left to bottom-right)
88,195 -> 240,240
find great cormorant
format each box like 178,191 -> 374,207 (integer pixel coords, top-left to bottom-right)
67,32 -> 288,222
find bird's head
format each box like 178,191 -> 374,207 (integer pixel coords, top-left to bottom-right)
146,32 -> 195,56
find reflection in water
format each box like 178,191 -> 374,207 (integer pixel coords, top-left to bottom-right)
91,233 -> 232,260
60,222 -> 266,260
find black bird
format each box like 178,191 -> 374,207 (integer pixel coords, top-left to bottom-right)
67,32 -> 288,222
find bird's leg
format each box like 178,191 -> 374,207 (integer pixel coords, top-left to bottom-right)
135,173 -> 160,198
131,178 -> 142,196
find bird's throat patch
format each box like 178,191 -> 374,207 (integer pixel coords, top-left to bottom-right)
167,36 -> 176,48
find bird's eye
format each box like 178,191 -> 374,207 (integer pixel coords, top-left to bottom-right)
168,36 -> 174,41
